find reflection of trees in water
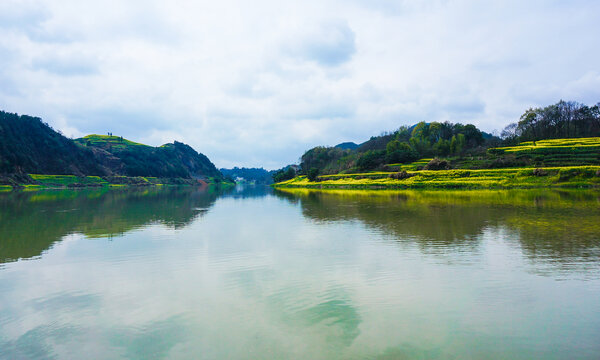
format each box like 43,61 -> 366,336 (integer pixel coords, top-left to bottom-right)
275,189 -> 600,270
0,187 -> 224,264
275,190 -> 499,253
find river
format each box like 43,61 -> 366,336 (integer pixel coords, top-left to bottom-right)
1,186 -> 599,359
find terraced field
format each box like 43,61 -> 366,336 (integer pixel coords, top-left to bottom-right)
489,137 -> 600,167
275,166 -> 600,189
386,158 -> 432,171
29,174 -> 108,187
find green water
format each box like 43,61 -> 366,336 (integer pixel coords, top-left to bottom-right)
1,186 -> 599,359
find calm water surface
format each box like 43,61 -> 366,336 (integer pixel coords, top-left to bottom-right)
1,186 -> 599,359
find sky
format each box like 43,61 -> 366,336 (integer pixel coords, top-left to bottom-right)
1,0 -> 599,169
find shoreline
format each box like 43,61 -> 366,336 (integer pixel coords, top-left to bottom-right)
272,166 -> 600,190
0,174 -> 235,191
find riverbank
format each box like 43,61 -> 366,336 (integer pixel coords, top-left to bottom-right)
273,166 -> 600,190
0,174 -> 235,191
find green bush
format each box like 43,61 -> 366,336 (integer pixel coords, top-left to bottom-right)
307,168 -> 319,182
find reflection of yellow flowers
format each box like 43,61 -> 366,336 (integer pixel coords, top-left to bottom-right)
276,187 -> 600,209
27,188 -> 110,202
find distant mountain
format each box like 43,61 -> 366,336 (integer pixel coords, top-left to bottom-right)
334,142 -> 359,150
0,110 -> 224,181
220,167 -> 273,184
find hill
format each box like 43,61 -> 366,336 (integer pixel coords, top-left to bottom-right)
74,135 -> 223,180
291,100 -> 599,178
0,111 -> 104,176
273,100 -> 600,190
274,138 -> 600,190
299,121 -> 492,176
0,110 -> 226,187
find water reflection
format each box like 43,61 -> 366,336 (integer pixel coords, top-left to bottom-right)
0,186 -> 229,264
275,189 -> 600,273
0,186 -> 599,359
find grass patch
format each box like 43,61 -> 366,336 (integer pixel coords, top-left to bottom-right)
29,174 -> 108,187
75,134 -> 149,150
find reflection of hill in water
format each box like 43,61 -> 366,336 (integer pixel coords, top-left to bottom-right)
220,184 -> 274,199
275,189 -> 600,271
0,187 -> 227,264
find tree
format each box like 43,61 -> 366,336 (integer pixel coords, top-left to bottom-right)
462,124 -> 484,147
272,166 -> 296,183
428,122 -> 442,143
450,134 -> 465,155
432,139 -> 451,156
386,141 -> 419,163
307,168 -> 319,181
504,100 -> 600,143
411,121 -> 429,139
357,150 -> 386,170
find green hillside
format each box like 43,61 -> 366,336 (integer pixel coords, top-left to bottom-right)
275,138 -> 600,190
0,110 -> 229,189
75,134 -> 224,180
0,111 -> 104,176
284,100 -> 599,180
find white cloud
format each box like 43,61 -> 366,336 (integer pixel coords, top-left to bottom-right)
1,0 -> 599,169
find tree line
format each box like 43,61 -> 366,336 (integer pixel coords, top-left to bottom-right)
298,120 -> 493,175
501,100 -> 600,143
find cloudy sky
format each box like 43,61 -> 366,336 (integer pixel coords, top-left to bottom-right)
1,0 -> 599,169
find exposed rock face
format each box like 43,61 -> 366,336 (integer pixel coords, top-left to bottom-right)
90,147 -> 125,176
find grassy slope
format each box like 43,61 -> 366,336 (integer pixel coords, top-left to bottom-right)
75,134 -> 148,150
275,138 -> 600,190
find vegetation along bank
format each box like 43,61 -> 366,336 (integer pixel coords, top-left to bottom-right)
273,100 -> 600,190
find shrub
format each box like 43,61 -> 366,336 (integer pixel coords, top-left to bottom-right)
487,148 -> 505,156
307,168 -> 319,182
388,170 -> 414,180
532,168 -> 548,176
558,168 -> 579,181
424,158 -> 451,170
